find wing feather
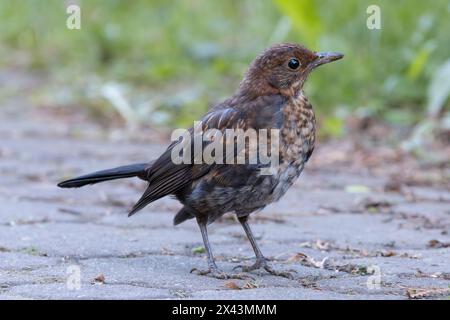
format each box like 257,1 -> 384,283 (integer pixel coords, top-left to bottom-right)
129,94 -> 286,215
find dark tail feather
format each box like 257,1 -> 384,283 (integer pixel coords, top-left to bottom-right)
57,163 -> 148,188
173,207 -> 195,225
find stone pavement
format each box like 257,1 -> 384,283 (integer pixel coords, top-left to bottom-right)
0,90 -> 449,300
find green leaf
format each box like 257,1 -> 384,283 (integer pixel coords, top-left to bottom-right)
407,42 -> 436,80
192,246 -> 206,254
345,185 -> 371,194
322,117 -> 344,138
273,0 -> 323,46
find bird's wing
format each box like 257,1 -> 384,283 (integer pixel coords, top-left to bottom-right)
128,106 -> 242,215
129,95 -> 286,215
205,95 -> 286,189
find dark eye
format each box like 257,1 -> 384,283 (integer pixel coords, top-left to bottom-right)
288,58 -> 300,70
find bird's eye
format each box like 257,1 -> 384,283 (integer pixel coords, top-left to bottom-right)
288,58 -> 300,70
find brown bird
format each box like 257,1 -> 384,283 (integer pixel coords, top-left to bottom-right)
58,43 -> 343,279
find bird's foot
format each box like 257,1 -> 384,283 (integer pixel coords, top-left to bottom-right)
233,258 -> 296,279
190,266 -> 253,280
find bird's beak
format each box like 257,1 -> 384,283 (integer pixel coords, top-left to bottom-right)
312,52 -> 344,68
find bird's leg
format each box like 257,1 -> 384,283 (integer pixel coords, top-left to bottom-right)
190,218 -> 251,280
234,216 -> 295,279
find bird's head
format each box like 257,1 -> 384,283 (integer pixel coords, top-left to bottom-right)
238,43 -> 343,98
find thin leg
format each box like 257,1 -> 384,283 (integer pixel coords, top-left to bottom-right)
234,216 -> 295,279
240,216 -> 264,259
199,219 -> 218,270
190,218 -> 252,280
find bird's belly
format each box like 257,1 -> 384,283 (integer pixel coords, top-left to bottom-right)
233,158 -> 306,215
185,158 -> 307,223
269,160 -> 305,201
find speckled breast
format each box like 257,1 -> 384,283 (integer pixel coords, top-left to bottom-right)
269,92 -> 316,201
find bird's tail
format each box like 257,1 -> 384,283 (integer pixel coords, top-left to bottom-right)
57,163 -> 148,188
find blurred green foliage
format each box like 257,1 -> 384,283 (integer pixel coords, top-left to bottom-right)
0,0 -> 449,135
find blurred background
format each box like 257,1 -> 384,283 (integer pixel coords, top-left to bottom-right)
0,0 -> 449,155
0,1 -> 449,300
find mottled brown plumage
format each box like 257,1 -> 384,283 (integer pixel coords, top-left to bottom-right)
58,43 -> 343,279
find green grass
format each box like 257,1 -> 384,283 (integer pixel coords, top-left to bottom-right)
0,0 -> 449,134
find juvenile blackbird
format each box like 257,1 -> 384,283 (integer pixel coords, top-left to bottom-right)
58,43 -> 343,279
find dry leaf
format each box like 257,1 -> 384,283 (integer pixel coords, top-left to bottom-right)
224,281 -> 241,290
242,281 -> 260,289
92,274 -> 105,284
406,287 -> 450,299
415,270 -> 450,280
428,239 -> 450,248
315,239 -> 331,251
160,247 -> 174,255
287,253 -> 307,263
306,256 -> 329,269
287,253 -> 328,269
381,251 -> 396,257
298,241 -> 312,248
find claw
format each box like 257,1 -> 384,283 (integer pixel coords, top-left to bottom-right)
234,258 -> 296,279
263,264 -> 296,280
190,267 -> 253,280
